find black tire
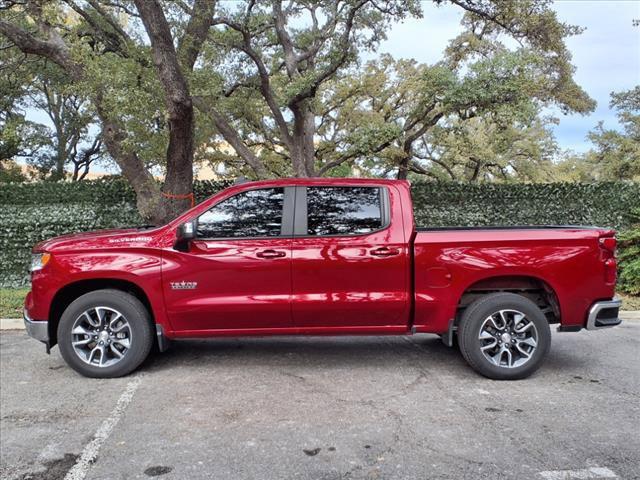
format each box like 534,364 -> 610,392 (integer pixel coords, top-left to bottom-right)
457,292 -> 551,380
57,289 -> 154,378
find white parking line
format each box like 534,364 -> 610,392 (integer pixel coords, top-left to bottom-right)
64,376 -> 142,480
539,466 -> 618,479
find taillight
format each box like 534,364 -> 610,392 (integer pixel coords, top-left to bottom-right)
600,237 -> 618,260
604,258 -> 617,284
600,236 -> 617,284
599,237 -> 617,257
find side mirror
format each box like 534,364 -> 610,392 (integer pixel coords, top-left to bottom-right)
177,220 -> 197,241
175,220 -> 197,251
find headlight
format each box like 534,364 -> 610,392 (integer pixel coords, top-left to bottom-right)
30,253 -> 51,272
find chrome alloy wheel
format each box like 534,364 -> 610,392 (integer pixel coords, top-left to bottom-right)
71,307 -> 132,367
478,309 -> 538,369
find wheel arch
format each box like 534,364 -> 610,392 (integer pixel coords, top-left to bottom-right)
456,274 -> 561,325
48,278 -> 155,348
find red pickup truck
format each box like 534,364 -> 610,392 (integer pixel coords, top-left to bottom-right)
24,178 -> 621,380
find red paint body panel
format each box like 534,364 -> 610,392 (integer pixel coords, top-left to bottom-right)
290,184 -> 411,329
413,229 -> 615,334
25,178 -> 617,341
162,238 -> 293,331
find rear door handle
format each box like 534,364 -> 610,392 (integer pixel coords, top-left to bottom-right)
370,247 -> 400,257
256,249 -> 287,259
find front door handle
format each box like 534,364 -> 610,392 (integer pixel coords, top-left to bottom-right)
256,249 -> 287,259
370,247 -> 400,257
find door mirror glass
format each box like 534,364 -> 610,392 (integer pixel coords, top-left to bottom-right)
177,220 -> 197,241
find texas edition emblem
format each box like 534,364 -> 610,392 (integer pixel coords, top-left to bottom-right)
170,281 -> 198,290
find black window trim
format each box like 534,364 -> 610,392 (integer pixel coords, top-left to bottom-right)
293,185 -> 390,238
194,186 -> 295,241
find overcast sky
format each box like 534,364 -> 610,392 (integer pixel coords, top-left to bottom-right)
377,0 -> 640,153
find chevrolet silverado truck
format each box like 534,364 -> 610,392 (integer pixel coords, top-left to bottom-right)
24,178 -> 622,379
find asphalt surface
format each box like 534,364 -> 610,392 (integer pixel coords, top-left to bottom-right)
1,320 -> 639,480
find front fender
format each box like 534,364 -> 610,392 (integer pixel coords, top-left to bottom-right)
27,248 -> 171,344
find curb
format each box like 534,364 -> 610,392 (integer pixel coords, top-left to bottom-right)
2,312 -> 640,331
1,318 -> 24,330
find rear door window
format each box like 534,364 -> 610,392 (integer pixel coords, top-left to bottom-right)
305,187 -> 384,236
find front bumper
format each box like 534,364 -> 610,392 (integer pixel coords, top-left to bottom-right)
586,298 -> 622,330
23,309 -> 49,343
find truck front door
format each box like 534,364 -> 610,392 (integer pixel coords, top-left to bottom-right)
163,187 -> 294,333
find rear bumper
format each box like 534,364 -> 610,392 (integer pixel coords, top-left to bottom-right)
23,309 -> 49,343
586,298 -> 622,330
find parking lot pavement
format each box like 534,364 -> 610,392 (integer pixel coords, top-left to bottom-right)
1,322 -> 639,480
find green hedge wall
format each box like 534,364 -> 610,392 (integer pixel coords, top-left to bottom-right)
1,179 -> 638,288
411,182 -> 640,229
617,207 -> 640,296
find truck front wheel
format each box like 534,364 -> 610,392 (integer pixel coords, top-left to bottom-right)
457,292 -> 551,380
57,289 -> 154,378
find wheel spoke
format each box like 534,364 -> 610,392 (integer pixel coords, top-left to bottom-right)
512,312 -> 525,329
486,315 -> 501,330
72,325 -> 92,336
515,322 -> 533,333
72,337 -> 93,347
110,344 -> 124,358
98,345 -> 107,366
113,337 -> 130,349
520,337 -> 537,348
490,347 -> 505,366
515,343 -> 531,358
504,348 -> 513,367
498,310 -> 509,329
481,339 -> 498,351
88,345 -> 101,364
83,311 -> 99,328
111,322 -> 129,333
479,330 -> 494,340
108,313 -> 122,329
95,308 -> 108,327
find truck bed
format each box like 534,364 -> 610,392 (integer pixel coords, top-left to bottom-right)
411,225 -> 616,335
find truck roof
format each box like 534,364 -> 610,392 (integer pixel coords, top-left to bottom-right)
232,177 -> 409,188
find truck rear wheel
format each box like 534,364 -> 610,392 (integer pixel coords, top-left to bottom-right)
457,292 -> 551,380
57,289 -> 154,378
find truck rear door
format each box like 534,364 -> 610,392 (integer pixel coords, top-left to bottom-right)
290,185 -> 410,331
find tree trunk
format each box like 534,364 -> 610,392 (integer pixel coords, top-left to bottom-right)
161,105 -> 195,220
100,118 -> 167,224
53,128 -> 67,181
135,0 -> 197,222
291,101 -> 316,177
397,156 -> 410,180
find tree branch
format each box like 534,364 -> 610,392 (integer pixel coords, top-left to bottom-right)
134,0 -> 191,111
0,20 -> 78,75
212,16 -> 293,148
273,0 -> 298,77
193,97 -> 269,178
177,0 -> 216,71
287,0 -> 367,106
